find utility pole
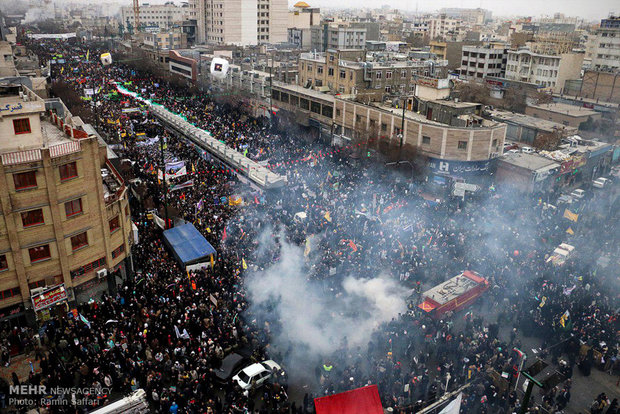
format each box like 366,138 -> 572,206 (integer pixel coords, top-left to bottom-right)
160,132 -> 169,229
269,52 -> 274,130
398,95 -> 406,161
518,372 -> 543,414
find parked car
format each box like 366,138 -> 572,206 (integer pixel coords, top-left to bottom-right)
593,177 -> 611,188
570,189 -> 585,199
521,146 -> 535,154
215,353 -> 246,382
232,360 -> 282,390
557,195 -> 573,205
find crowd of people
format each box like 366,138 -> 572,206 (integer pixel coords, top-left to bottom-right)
3,37 -> 618,414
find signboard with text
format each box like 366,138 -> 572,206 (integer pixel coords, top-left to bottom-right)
31,284 -> 68,312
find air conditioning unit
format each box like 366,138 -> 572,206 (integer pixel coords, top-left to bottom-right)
96,269 -> 108,280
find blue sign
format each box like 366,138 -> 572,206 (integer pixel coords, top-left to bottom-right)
428,157 -> 495,176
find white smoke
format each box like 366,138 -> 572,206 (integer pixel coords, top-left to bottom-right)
245,236 -> 408,369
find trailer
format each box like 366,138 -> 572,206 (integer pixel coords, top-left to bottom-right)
418,270 -> 489,318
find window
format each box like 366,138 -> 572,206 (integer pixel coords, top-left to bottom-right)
71,232 -> 88,251
109,216 -> 120,233
0,287 -> 20,300
336,108 -> 341,117
401,70 -> 407,78
13,171 -> 37,190
385,85 -> 391,93
22,209 -> 44,227
59,162 -> 78,181
422,136 -> 431,144
112,244 -> 125,259
458,141 -> 468,150
381,123 -> 388,132
65,198 -> 83,218
386,71 -> 392,79
29,245 -> 51,263
492,139 -> 498,147
340,70 -> 346,79
376,71 -> 382,79
13,118 -> 31,135
328,67 -> 334,76
317,65 -> 323,74
0,255 -> 7,271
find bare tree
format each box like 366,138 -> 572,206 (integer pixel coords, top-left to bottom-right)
503,86 -> 527,113
454,82 -> 491,104
533,128 -> 565,151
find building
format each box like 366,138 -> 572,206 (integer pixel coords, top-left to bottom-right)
333,97 -> 507,182
288,27 -> 312,49
0,84 -> 132,320
430,40 -> 481,70
169,50 -> 198,81
504,48 -> 584,94
525,103 -> 602,129
0,41 -> 17,77
578,70 -> 620,104
288,1 -> 320,29
142,30 -> 188,51
121,2 -> 189,31
428,14 -> 464,41
439,8 -> 492,25
297,49 -> 448,101
310,24 -> 367,52
459,44 -> 507,80
591,15 -> 620,71
192,0 -> 287,45
487,109 -> 577,145
496,153 -> 560,193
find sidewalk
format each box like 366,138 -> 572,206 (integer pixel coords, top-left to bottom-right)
0,353 -> 41,384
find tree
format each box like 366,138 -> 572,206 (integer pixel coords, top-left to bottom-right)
533,128 -> 565,151
454,82 -> 491,104
534,91 -> 553,105
503,86 -> 527,113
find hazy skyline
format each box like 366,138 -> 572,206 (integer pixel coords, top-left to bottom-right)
295,0 -> 616,20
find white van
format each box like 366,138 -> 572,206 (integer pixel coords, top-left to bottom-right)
570,189 -> 585,199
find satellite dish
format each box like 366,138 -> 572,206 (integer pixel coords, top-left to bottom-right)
100,53 -> 113,66
210,57 -> 230,80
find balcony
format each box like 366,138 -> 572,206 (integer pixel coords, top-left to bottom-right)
102,160 -> 126,205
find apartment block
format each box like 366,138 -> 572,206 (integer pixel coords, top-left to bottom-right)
459,44 -> 507,80
504,48 -> 584,93
120,3 -> 189,30
310,24 -> 367,52
0,85 -> 132,320
591,15 -> 620,71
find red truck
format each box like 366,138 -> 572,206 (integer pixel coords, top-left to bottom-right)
418,270 -> 489,318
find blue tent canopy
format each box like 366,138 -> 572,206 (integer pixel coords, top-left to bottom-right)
162,223 -> 216,266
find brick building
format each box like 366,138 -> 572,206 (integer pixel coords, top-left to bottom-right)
0,85 -> 132,321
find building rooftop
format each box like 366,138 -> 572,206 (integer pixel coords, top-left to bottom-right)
273,81 -> 335,103
527,102 -> 599,118
487,109 -> 577,133
428,99 -> 480,109
499,152 -> 560,171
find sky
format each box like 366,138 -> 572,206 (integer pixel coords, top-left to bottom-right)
290,0 -> 617,20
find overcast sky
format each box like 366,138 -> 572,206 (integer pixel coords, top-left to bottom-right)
289,0 -> 616,20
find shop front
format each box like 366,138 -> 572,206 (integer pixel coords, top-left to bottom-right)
31,284 -> 70,323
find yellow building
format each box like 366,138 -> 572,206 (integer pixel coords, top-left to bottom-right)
0,84 -> 132,322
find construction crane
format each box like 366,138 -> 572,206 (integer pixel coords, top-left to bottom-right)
133,0 -> 140,33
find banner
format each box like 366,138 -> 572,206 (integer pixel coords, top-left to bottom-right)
152,213 -> 166,230
563,209 -> 578,222
170,180 -> 194,192
439,393 -> 462,414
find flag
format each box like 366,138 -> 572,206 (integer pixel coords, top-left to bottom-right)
210,254 -> 214,267
192,163 -> 195,173
566,227 -> 574,235
79,314 -> 91,329
86,49 -> 90,61
563,285 -> 576,296
174,325 -> 190,339
304,237 -> 312,257
563,209 -> 578,222
348,240 -> 358,252
242,258 -> 248,270
539,296 -> 547,308
324,211 -> 332,222
439,393 -> 462,414
222,227 -> 227,240
559,310 -> 570,328
196,197 -> 204,212
60,66 -> 64,74
170,180 -> 194,192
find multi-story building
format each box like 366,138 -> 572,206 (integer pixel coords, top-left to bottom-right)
333,96 -> 507,182
298,49 -> 448,100
590,14 -> 620,71
288,28 -> 312,49
310,24 -> 367,52
288,1 -> 320,29
142,30 -> 188,51
504,48 -> 584,93
430,40 -> 481,70
121,2 -> 189,31
459,44 -> 507,80
0,85 -> 132,320
428,14 -> 464,41
439,8 -> 491,25
191,0 -> 287,46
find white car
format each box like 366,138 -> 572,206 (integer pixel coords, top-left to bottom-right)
232,360 -> 281,390
593,177 -> 611,188
521,146 -> 535,154
570,189 -> 585,199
